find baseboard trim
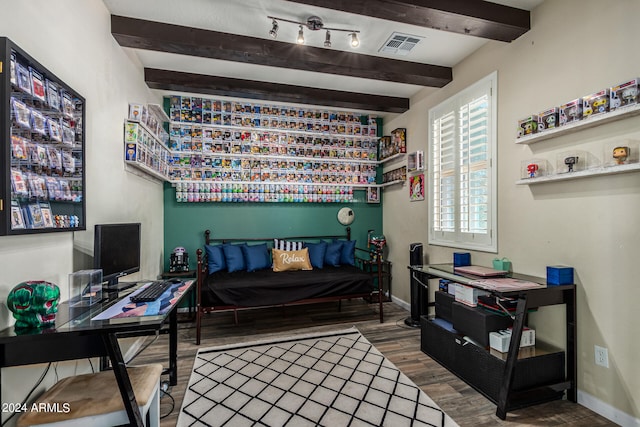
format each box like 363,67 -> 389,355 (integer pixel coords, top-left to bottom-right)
391,295 -> 410,312
578,390 -> 639,427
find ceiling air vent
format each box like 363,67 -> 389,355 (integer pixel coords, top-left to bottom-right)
379,32 -> 423,56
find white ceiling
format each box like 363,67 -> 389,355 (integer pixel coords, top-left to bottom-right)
102,0 -> 543,107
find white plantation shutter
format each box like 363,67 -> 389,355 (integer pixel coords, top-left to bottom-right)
429,72 -> 497,252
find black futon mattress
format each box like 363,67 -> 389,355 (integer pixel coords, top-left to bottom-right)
203,265 -> 373,307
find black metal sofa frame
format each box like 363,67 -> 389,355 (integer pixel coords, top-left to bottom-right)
194,227 -> 383,345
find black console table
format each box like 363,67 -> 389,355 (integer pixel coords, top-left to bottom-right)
0,280 -> 194,427
411,264 -> 576,419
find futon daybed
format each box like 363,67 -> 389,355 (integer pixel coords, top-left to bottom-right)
194,228 -> 383,345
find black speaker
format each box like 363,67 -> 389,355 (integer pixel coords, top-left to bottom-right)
410,243 -> 423,267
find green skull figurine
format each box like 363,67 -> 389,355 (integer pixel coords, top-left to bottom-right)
7,281 -> 60,329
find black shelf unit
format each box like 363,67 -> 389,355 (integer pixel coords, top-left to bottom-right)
421,316 -> 566,408
1,37 -> 85,235
411,264 -> 576,420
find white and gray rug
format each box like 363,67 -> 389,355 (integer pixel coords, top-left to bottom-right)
178,327 -> 458,427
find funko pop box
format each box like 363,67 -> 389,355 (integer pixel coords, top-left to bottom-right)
517,115 -> 538,138
559,98 -> 582,126
610,78 -> 640,110
582,89 -> 610,118
537,107 -> 559,131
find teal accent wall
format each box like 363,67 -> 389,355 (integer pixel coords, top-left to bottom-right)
163,182 -> 383,270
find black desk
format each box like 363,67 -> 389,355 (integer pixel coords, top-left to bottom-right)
411,264 -> 576,420
0,280 -> 194,427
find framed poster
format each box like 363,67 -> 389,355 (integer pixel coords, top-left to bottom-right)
409,174 -> 424,201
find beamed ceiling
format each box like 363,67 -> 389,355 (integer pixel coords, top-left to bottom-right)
104,0 -> 541,114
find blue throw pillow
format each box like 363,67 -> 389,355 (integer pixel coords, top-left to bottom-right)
204,244 -> 226,273
324,241 -> 343,267
222,244 -> 246,273
339,240 -> 356,266
305,241 -> 327,269
242,243 -> 271,272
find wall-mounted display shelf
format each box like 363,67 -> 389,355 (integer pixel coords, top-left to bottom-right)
2,37 -> 85,234
382,166 -> 407,186
167,122 -> 378,161
378,128 -> 406,161
380,180 -> 405,188
173,181 -> 360,203
167,95 -> 378,138
124,102 -> 174,180
161,95 -> 383,202
516,103 -> 640,145
123,95 -> 393,202
124,119 -> 172,180
379,152 -> 405,164
516,162 -> 640,185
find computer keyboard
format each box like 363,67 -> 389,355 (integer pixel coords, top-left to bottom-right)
130,281 -> 172,303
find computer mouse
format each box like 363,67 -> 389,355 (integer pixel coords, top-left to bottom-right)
169,278 -> 182,283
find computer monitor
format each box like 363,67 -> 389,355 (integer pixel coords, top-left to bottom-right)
94,222 -> 141,288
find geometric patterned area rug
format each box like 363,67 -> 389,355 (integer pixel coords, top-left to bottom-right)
178,327 -> 459,426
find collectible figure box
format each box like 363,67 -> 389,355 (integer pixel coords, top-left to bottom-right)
537,107 -> 559,131
610,78 -> 639,110
516,115 -> 538,138
520,158 -> 549,179
69,269 -> 102,307
556,150 -> 586,173
559,98 -> 582,125
604,139 -> 638,167
582,89 -> 610,118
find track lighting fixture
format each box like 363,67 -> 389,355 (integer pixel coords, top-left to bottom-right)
269,19 -> 278,38
267,15 -> 360,48
350,32 -> 360,48
324,30 -> 331,48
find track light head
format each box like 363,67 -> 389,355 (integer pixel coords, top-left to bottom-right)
324,30 -> 331,48
350,32 -> 360,48
269,19 -> 278,38
297,25 -> 305,44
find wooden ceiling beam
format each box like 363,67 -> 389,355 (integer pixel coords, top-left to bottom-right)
285,0 -> 531,42
144,68 -> 410,113
112,15 -> 452,88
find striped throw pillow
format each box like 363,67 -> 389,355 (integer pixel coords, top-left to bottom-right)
273,239 -> 304,251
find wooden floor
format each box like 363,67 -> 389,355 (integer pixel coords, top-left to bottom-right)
132,300 -> 615,427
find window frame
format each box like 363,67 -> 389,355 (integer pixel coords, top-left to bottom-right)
428,71 -> 498,253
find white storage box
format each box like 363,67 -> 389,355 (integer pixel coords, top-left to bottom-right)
454,283 -> 489,307
489,328 -> 536,353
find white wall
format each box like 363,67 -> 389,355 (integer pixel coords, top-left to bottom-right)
384,0 -> 639,424
0,1 -> 163,424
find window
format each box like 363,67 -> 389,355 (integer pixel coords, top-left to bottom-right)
428,72 -> 497,252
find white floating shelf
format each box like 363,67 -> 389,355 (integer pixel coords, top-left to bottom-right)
515,104 -> 640,145
379,152 -> 406,164
515,162 -> 640,185
148,103 -> 171,123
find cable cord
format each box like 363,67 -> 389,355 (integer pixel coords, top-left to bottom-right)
160,388 -> 175,419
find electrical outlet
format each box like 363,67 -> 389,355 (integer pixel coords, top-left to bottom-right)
594,345 -> 609,368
